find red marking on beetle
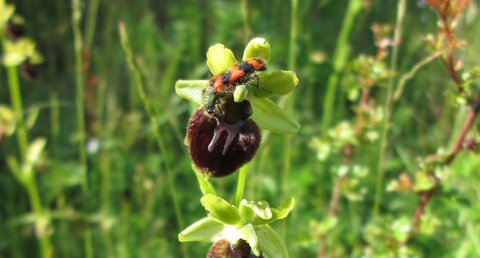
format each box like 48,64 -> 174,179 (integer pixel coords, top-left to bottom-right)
210,58 -> 266,92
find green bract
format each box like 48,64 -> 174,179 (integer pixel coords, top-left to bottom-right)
175,38 -> 300,134
179,194 -> 295,258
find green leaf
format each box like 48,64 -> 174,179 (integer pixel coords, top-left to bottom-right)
175,80 -> 206,105
251,98 -> 300,134
40,162 -> 83,203
252,71 -> 299,97
256,225 -> 289,258
413,171 -> 435,192
242,38 -> 271,62
201,194 -> 241,225
193,165 -> 217,196
206,44 -> 237,75
392,217 -> 412,243
178,217 -> 224,242
25,107 -> 40,129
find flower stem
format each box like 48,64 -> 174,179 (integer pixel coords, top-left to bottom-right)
235,165 -> 249,206
373,0 -> 406,217
7,66 -> 53,258
320,0 -> 362,133
7,66 -> 29,158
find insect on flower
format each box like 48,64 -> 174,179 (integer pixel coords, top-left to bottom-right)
204,58 -> 267,114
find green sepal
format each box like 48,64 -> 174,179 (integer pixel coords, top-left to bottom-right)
201,194 -> 241,226
243,37 -> 271,62
0,105 -> 16,137
175,80 -> 206,105
252,71 -> 299,97
251,98 -> 300,134
25,138 -> 46,169
0,4 -> 15,29
178,217 -> 224,242
206,44 -> 237,75
256,224 -> 289,258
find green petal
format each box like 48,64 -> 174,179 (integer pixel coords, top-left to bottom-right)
252,71 -> 299,97
201,194 -> 241,226
256,225 -> 289,258
243,38 -> 270,62
237,224 -> 260,256
178,217 -> 224,242
206,44 -> 237,75
252,198 -> 295,225
175,80 -> 207,105
233,85 -> 248,103
251,98 -> 300,134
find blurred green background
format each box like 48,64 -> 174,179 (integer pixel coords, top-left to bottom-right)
1,0 -> 480,257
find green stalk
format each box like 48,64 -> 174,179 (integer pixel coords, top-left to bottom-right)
25,180 -> 52,258
71,1 -> 94,257
7,66 -> 52,258
84,0 -> 100,53
72,0 -> 88,191
278,0 -> 298,241
320,0 -> 362,132
373,0 -> 406,217
235,165 -> 249,206
7,66 -> 28,157
281,0 -> 298,199
119,23 -> 189,258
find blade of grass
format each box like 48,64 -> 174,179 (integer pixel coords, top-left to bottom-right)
373,0 -> 406,217
119,22 -> 189,258
320,0 -> 362,133
71,1 -> 95,257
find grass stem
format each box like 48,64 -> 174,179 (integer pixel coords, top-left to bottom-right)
119,22 -> 189,258
373,0 -> 406,217
320,0 -> 362,133
72,1 -> 95,257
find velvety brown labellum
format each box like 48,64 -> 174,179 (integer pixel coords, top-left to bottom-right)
7,21 -> 24,40
20,62 -> 38,81
207,239 -> 263,258
187,109 -> 260,177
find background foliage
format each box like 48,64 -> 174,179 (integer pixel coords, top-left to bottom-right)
1,0 -> 480,257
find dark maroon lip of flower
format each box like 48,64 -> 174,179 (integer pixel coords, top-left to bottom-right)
207,239 -> 263,258
187,108 -> 261,177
